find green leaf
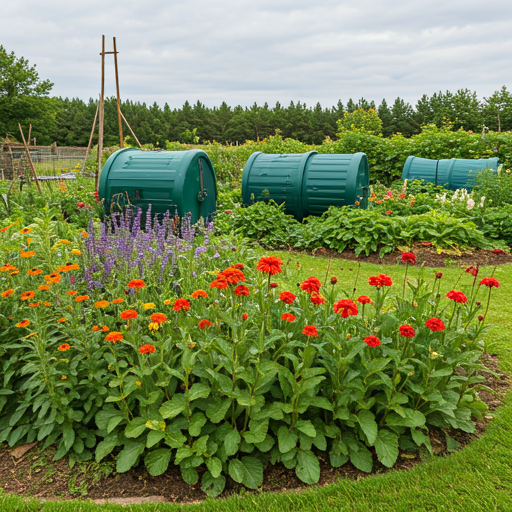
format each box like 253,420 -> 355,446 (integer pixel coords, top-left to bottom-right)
243,419 -> 268,444
357,410 -> 378,445
224,429 -> 241,457
206,456 -> 222,478
188,383 -> 211,401
330,439 -> 349,468
144,448 -> 172,476
95,406 -> 124,431
295,420 -> 316,438
295,449 -> 320,484
146,430 -> 165,448
165,427 -> 187,449
411,428 -> 432,454
375,430 -> 399,468
278,426 -> 298,453
62,422 -> 75,451
255,434 -> 275,452
181,466 -> 199,485
107,415 -> 125,434
188,412 -> 207,436
206,397 -> 232,423
95,433 -> 118,462
445,434 -> 461,452
201,470 -> 226,497
349,445 -> 373,473
159,394 -> 187,419
240,456 -> 264,489
116,440 -> 145,473
125,417 -> 147,438
386,410 -> 426,428
431,368 -> 454,378
228,458 -> 245,483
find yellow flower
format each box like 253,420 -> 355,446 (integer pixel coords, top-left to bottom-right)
61,375 -> 67,380
71,249 -> 81,256
354,201 -> 360,206
94,300 -> 110,309
19,227 -> 32,234
163,299 -> 171,305
143,303 -> 156,310
81,231 -> 89,238
58,239 -> 71,245
148,322 -> 159,331
26,238 -> 33,244
136,381 -> 141,386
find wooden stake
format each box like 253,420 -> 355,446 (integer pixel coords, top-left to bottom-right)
96,35 -> 105,190
27,124 -> 32,146
18,123 -> 42,194
81,101 -> 99,174
113,37 -> 124,148
120,111 -> 143,149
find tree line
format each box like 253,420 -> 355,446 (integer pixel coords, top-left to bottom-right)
2,46 -> 512,147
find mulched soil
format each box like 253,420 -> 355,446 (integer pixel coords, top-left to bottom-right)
308,246 -> 512,268
0,354 -> 508,504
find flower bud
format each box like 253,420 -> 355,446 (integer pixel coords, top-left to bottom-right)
436,272 -> 443,279
331,277 -> 338,285
478,315 -> 484,322
270,282 -> 278,289
476,301 -> 481,307
346,333 -> 351,340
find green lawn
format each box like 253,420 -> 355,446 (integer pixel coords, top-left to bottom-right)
2,254 -> 511,512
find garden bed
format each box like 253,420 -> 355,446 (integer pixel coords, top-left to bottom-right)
0,353 -> 507,504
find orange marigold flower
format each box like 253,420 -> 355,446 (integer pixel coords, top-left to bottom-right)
58,343 -> 70,351
20,250 -> 36,258
44,272 -> 61,284
191,289 -> 208,299
92,325 -> 100,331
61,375 -> 67,380
139,344 -> 156,354
81,231 -> 89,238
71,249 -> 81,256
150,313 -> 167,324
27,268 -> 43,276
75,295 -> 89,302
112,298 -> 124,304
43,301 -> 51,306
95,300 -> 110,309
0,223 -> 14,233
256,256 -> 282,275
57,318 -> 66,323
19,227 -> 32,234
120,309 -> 138,320
174,299 -> 190,311
198,319 -> 213,329
101,325 -> 109,332
10,270 -> 19,276
219,266 -> 245,285
57,263 -> 79,272
163,299 -> 171,305
234,284 -> 249,296
39,285 -> 50,291
20,291 -> 36,301
281,313 -> 296,322
1,289 -> 14,298
106,331 -> 123,343
67,290 -> 77,296
128,279 -> 146,290
302,325 -> 318,337
29,302 -> 40,307
16,319 -> 30,328
210,275 -> 229,289
1,264 -> 17,272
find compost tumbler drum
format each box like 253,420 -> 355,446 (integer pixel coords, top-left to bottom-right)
242,151 -> 369,220
98,148 -> 217,224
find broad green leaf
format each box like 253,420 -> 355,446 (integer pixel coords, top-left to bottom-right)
206,456 -> 222,478
295,449 -> 320,484
278,426 -> 298,453
411,428 -> 432,453
240,456 -> 264,489
206,397 -> 232,423
144,448 -> 172,476
255,434 -> 275,452
159,394 -> 187,420
146,430 -> 165,448
445,434 -> 461,452
357,410 -> 378,445
62,422 -> 75,451
228,458 -> 245,483
107,415 -> 125,434
125,417 -> 147,438
95,433 -> 118,462
295,420 -> 316,438
188,412 -> 207,436
349,445 -> 373,473
201,470 -> 226,497
116,440 -> 145,473
224,429 -> 241,457
386,410 -> 426,428
375,430 -> 399,468
165,427 -> 187,449
243,419 -> 268,444
181,466 -> 199,485
95,407 -> 124,431
188,383 -> 211,401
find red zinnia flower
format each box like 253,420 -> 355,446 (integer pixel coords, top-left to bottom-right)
219,267 -> 245,285
174,299 -> 190,311
106,331 -> 123,343
20,291 -> 36,301
76,202 -> 85,208
333,299 -> 358,318
330,277 -> 337,285
310,292 -> 326,305
242,313 -> 248,321
58,343 -> 70,351
368,274 -> 393,288
150,313 -> 167,324
281,313 -> 296,322
466,266 -> 478,277
139,344 -> 156,354
198,319 -> 213,329
401,252 -> 416,265
128,279 -> 146,290
399,324 -> 415,338
120,309 -> 138,320
446,290 -> 467,303
256,256 -> 283,275
302,325 -> 318,337
300,276 -> 321,294
210,275 -> 229,289
364,335 -> 381,347
426,318 -> 445,331
234,263 -> 244,270
16,319 -> 30,328
492,249 -> 505,254
357,295 -> 372,305
480,277 -> 499,288
191,290 -> 208,299
270,282 -> 278,289
234,285 -> 249,296
436,272 -> 443,279
279,291 -> 296,304
385,210 -> 391,215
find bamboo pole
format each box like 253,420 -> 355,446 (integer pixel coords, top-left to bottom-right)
113,37 -> 124,148
81,101 -> 99,174
18,123 -> 42,194
96,35 -> 105,190
120,111 -> 143,149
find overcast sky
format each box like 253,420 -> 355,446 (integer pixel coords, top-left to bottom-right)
3,0 -> 511,110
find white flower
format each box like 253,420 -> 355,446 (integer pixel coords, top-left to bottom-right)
479,196 -> 485,208
467,198 -> 475,210
452,190 -> 459,200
